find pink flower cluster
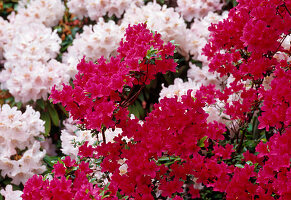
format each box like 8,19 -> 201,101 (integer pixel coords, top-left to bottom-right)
203,0 -> 291,131
22,156 -> 101,200
97,87 -> 228,199
50,23 -> 176,131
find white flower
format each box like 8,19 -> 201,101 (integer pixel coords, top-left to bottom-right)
67,0 -> 143,20
61,118 -> 97,159
187,63 -> 223,90
159,78 -> 199,101
63,18 -> 122,76
121,2 -> 190,57
0,105 -> 45,184
0,142 -> 46,185
0,59 -> 70,103
0,104 -> 44,155
0,185 -> 22,200
101,127 -> 123,143
176,0 -> 224,21
3,23 -> 61,64
119,163 -> 128,176
11,0 -> 65,27
0,17 -> 14,60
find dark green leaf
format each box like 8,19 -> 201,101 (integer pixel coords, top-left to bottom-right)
57,104 -> 69,117
36,99 -> 45,110
40,111 -> 51,136
48,103 -> 60,127
43,155 -> 59,168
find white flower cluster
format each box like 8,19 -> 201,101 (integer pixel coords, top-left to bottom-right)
187,63 -> 224,90
12,0 -> 65,27
60,118 -> 97,159
3,23 -> 60,63
0,7 -> 70,103
0,185 -> 22,200
63,19 -> 122,76
187,11 -> 229,63
0,18 -> 14,60
176,0 -> 224,21
67,0 -> 143,20
0,104 -> 46,185
121,2 -> 190,57
159,78 -> 198,101
61,117 -> 122,159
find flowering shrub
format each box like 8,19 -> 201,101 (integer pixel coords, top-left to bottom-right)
0,0 -> 289,199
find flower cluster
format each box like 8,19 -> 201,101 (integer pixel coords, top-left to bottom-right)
62,18 -> 122,76
0,104 -> 46,184
96,87 -> 230,199
22,156 -> 102,200
50,23 -> 177,130
67,0 -> 143,20
12,0 -> 65,27
121,2 -> 190,57
0,11 -> 70,103
176,0 -> 224,21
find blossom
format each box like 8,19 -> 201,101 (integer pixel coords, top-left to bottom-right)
67,0 -> 143,20
176,0 -> 224,21
0,19 -> 66,102
121,2 -> 190,57
51,23 -> 176,131
0,59 -> 70,102
0,185 -> 23,200
0,142 -> 46,185
0,104 -> 46,184
60,117 -> 98,159
10,0 -> 65,27
62,18 -> 122,77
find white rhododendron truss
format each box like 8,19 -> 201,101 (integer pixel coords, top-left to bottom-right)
176,0 -> 224,21
67,0 -> 143,20
62,18 -> 122,76
12,0 -> 65,27
0,18 -> 70,103
0,104 -> 46,185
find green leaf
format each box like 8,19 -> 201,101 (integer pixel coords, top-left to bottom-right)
48,103 -> 60,127
3,3 -> 13,9
57,104 -> 69,117
117,191 -> 122,199
198,136 -> 208,147
235,164 -> 245,168
158,157 -> 170,162
40,111 -> 51,136
43,155 -> 59,168
247,123 -> 253,132
36,99 -> 45,110
71,27 -> 80,37
246,161 -> 253,166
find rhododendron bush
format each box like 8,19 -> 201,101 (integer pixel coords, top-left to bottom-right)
0,0 -> 290,200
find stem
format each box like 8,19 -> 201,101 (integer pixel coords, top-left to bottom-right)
102,127 -> 106,144
237,130 -> 245,153
283,4 -> 291,17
